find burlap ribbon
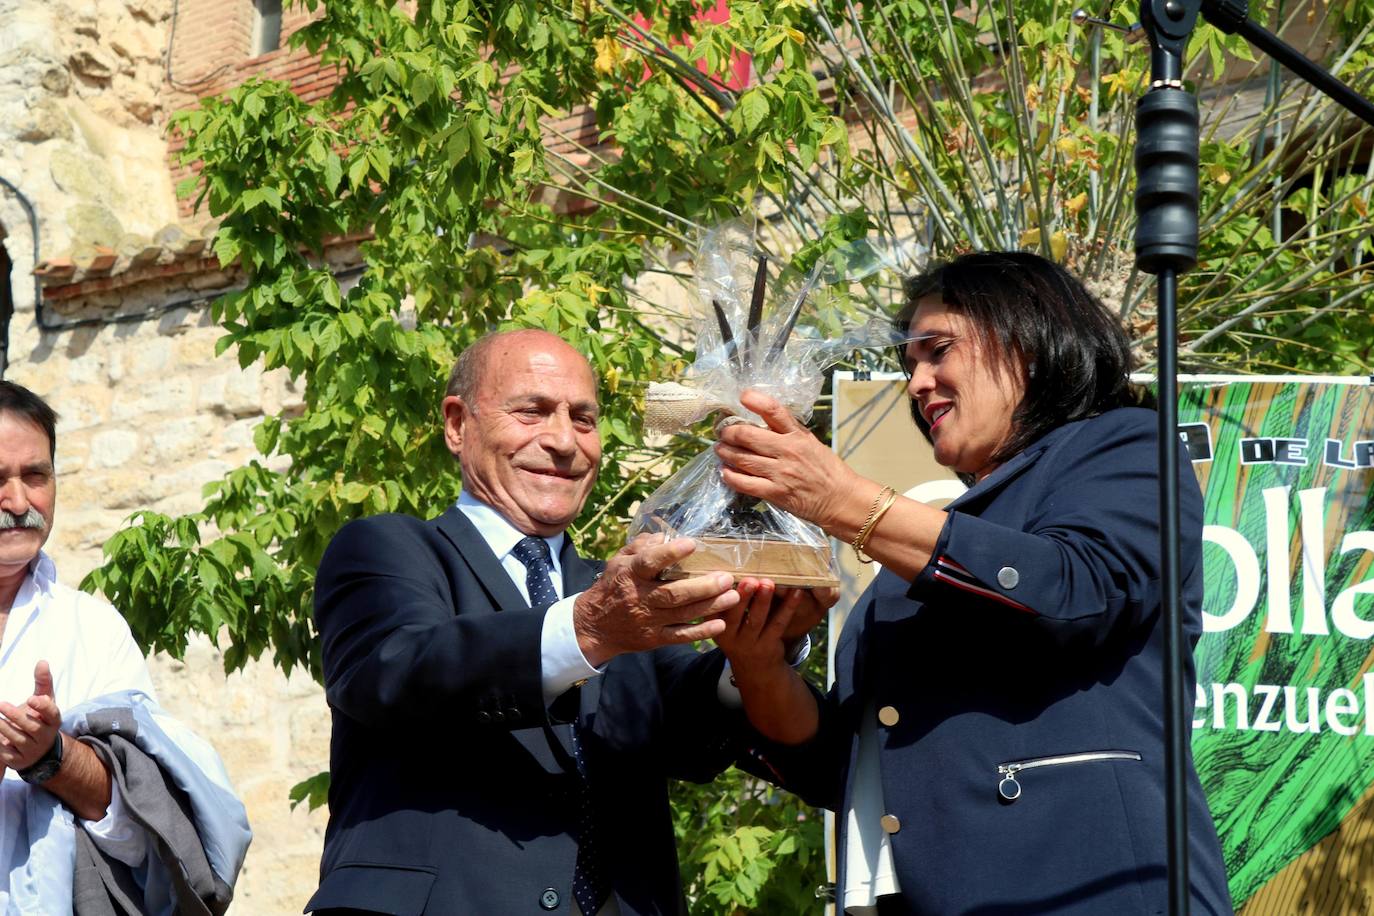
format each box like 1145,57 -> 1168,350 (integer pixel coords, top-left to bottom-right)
642,381 -> 730,434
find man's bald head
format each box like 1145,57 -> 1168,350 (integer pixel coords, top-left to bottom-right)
447,329 -> 594,402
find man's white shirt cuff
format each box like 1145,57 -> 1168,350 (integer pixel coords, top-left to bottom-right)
717,634 -> 812,708
80,775 -> 149,867
540,594 -> 604,704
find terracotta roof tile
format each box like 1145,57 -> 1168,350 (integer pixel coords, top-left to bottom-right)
32,258 -> 74,280
72,245 -> 117,274
32,222 -> 367,301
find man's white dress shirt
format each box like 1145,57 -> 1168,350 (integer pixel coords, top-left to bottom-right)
0,552 -> 154,907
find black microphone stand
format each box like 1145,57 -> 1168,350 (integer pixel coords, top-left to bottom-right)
1134,2 -> 1198,910
1133,0 -> 1374,912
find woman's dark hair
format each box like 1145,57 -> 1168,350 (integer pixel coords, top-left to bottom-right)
897,250 -> 1149,468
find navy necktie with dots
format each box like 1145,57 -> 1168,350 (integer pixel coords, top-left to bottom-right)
510,536 -> 611,914
511,535 -> 559,610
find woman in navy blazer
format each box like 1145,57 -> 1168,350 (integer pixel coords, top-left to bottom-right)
712,252 -> 1232,915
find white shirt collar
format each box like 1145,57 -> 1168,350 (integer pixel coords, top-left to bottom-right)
29,551 -> 56,597
455,491 -> 565,568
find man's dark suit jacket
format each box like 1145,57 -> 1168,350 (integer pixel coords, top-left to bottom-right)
304,508 -> 739,915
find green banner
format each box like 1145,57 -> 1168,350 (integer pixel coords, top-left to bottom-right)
1184,379 -> 1374,908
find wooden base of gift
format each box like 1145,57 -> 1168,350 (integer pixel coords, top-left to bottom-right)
658,536 -> 839,589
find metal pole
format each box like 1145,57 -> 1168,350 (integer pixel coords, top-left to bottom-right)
1155,267 -> 1189,915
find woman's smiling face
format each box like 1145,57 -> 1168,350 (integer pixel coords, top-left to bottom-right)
904,296 -> 1027,482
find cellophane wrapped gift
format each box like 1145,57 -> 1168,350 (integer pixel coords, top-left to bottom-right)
630,222 -> 919,588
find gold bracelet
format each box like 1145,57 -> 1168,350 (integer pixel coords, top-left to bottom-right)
851,487 -> 891,562
852,486 -> 898,564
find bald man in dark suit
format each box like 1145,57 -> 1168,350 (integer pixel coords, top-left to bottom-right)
306,330 -> 759,916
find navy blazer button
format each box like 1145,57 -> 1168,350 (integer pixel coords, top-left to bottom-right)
880,814 -> 901,834
540,888 -> 560,909
490,709 -> 506,723
505,706 -> 521,721
476,711 -> 491,724
878,706 -> 900,727
997,566 -> 1020,589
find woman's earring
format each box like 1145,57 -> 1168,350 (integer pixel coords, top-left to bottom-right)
1027,362 -> 1037,379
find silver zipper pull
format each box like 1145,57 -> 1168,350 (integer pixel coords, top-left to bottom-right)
994,750 -> 1142,803
997,764 -> 1021,801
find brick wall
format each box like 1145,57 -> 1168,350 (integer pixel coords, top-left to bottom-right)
166,0 -> 257,85
160,4 -> 638,221
166,1 -> 335,219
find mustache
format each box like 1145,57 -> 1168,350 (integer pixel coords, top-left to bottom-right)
0,508 -> 45,530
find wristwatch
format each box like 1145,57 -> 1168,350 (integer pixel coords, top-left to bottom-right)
17,733 -> 63,786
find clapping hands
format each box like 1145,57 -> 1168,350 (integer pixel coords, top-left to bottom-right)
0,660 -> 62,774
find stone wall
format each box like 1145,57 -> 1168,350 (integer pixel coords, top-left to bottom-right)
0,0 -> 330,912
